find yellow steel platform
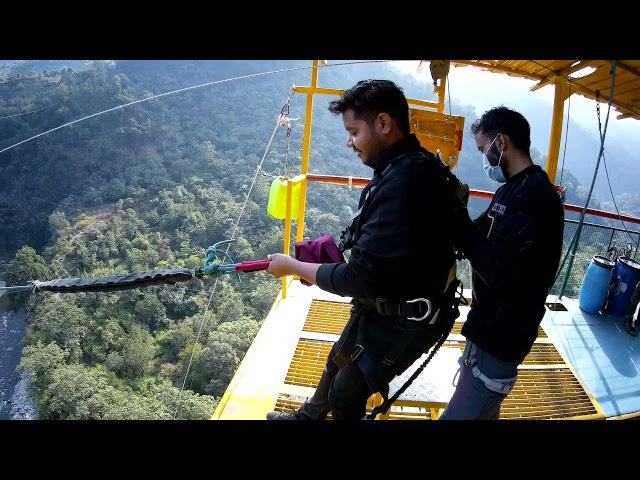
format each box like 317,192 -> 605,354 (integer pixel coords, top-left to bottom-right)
213,279 -> 604,420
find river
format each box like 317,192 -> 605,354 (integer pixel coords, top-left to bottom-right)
0,278 -> 37,420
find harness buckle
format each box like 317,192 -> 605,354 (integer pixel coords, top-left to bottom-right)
351,344 -> 364,362
406,297 -> 432,321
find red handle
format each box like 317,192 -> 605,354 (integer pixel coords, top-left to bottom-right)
235,259 -> 272,272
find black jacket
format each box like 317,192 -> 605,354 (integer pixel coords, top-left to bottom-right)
316,134 -> 459,371
455,164 -> 564,362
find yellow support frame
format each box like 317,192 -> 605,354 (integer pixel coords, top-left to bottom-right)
293,86 -> 440,110
282,179 -> 294,298
436,75 -> 446,113
293,60 -> 319,248
545,77 -> 570,183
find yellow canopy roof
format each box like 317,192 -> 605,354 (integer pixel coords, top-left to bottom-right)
450,60 -> 640,120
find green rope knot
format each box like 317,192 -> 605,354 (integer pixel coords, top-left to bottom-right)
202,239 -> 239,280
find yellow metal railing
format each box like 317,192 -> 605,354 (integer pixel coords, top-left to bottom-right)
281,178 -> 294,298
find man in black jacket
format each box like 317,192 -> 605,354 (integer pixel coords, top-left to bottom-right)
439,106 -> 564,420
265,79 -> 461,420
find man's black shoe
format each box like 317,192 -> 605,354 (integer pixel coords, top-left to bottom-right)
266,410 -> 299,420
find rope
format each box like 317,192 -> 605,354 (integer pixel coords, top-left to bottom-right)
173,92 -> 290,418
0,100 -> 66,121
0,285 -> 33,295
596,94 -> 635,244
258,167 -> 277,179
557,61 -> 618,299
0,60 -> 390,156
280,90 -> 295,177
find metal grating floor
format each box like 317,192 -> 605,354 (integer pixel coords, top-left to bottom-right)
278,299 -> 602,419
285,339 -> 332,388
501,369 -> 599,419
302,300 -> 352,335
275,396 -> 433,420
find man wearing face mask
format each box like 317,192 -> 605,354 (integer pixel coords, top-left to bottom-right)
439,106 -> 564,420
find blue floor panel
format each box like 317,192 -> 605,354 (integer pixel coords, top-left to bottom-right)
541,299 -> 640,417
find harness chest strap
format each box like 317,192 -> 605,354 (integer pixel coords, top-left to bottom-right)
338,159 -> 401,252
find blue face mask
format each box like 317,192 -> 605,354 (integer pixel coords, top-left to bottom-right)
482,135 -> 506,183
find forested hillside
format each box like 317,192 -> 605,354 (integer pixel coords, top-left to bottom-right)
1,60 -> 630,419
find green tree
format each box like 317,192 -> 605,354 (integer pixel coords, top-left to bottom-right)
198,341 -> 239,397
212,281 -> 249,324
27,297 -> 88,362
18,341 -> 69,407
151,380 -> 216,420
5,245 -> 52,285
133,294 -> 169,331
105,324 -> 157,379
44,364 -> 120,419
158,319 -> 196,362
246,280 -> 279,319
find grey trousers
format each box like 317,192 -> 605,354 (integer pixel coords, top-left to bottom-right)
439,341 -> 519,420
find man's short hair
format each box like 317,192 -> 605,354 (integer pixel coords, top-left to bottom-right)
471,106 -> 531,154
328,79 -> 410,135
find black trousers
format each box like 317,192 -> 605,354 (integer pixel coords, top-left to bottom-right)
297,305 -> 436,420
296,342 -> 374,420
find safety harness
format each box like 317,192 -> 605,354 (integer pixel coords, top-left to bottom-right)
461,342 -> 517,395
336,151 -> 465,419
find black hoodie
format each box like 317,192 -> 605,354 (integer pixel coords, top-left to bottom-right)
315,134 -> 460,371
455,164 -> 564,362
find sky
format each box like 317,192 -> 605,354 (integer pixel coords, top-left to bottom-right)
390,61 -> 640,151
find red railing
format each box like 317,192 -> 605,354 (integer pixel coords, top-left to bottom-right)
306,174 -> 640,226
